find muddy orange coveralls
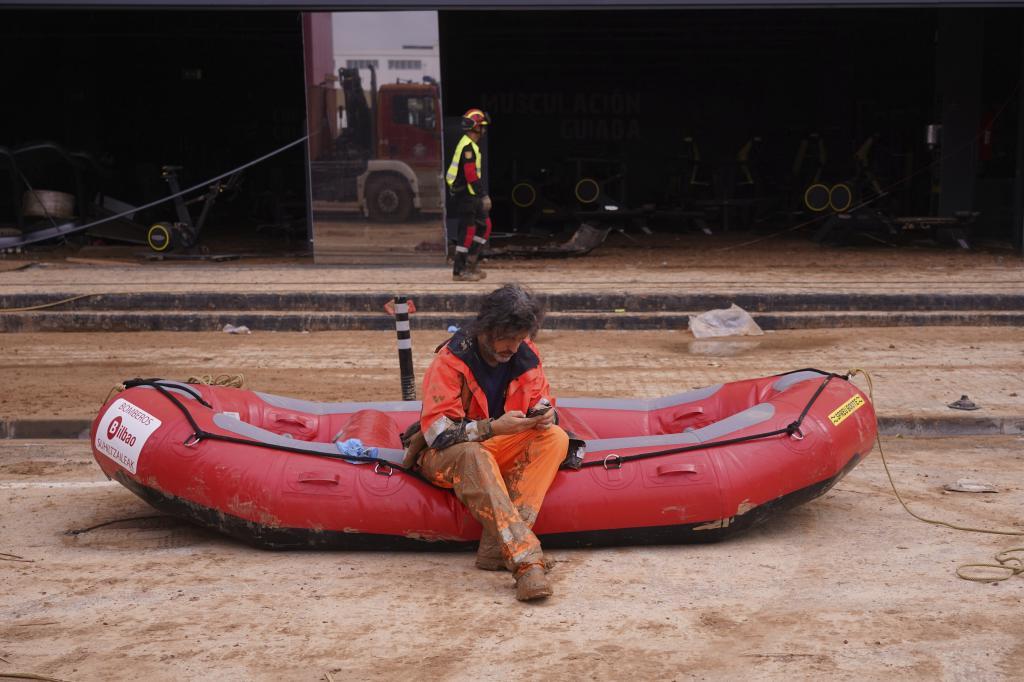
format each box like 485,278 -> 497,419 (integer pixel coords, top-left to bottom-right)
417,332 -> 568,575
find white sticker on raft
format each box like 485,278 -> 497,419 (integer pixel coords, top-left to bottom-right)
94,398 -> 162,474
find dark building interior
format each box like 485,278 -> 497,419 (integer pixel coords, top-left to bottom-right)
0,11 -> 308,248
440,8 -> 1023,244
1,7 -> 1021,250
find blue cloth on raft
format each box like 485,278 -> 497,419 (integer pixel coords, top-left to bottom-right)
335,438 -> 379,463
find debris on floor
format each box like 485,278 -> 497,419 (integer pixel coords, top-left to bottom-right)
947,394 -> 980,411
942,478 -> 998,493
689,303 -> 764,338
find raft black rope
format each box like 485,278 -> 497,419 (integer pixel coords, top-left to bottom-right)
127,380 -> 411,473
123,368 -> 841,478
576,369 -> 837,468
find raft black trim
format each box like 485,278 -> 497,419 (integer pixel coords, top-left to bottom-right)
114,451 -> 864,551
123,379 -> 426,479
576,372 -> 839,468
120,369 -> 846,480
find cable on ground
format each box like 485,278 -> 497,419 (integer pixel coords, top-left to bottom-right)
847,368 -> 1024,582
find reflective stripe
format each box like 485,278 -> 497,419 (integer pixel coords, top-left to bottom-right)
425,415 -> 455,447
455,245 -> 469,253
397,338 -> 412,350
394,302 -> 409,315
472,236 -> 486,244
395,320 -> 410,332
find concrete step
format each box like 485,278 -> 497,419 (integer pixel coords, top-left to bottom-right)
2,291 -> 1024,314
2,309 -> 1023,332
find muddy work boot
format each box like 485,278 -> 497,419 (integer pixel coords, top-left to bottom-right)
467,256 -> 487,280
453,269 -> 485,282
452,251 -> 484,282
515,564 -> 553,602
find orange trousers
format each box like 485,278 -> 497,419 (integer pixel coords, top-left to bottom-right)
418,425 -> 568,575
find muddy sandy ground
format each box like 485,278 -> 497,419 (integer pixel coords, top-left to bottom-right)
1,327 -> 1022,422
1,436 -> 1022,680
0,325 -> 1022,680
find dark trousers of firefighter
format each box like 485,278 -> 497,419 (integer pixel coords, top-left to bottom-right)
453,194 -> 491,275
418,425 -> 568,576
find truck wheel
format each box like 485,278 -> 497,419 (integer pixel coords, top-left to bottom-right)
366,175 -> 413,223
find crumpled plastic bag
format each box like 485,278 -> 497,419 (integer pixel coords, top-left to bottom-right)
688,303 -> 763,338
222,323 -> 251,335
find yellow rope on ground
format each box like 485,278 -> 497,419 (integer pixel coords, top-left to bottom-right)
101,374 -> 245,409
847,368 -> 1024,583
186,374 -> 245,389
0,293 -> 95,313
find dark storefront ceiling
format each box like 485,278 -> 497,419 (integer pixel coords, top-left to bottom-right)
3,0 -> 1024,8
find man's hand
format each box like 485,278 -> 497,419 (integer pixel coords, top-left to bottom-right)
534,408 -> 556,430
481,195 -> 493,213
491,410 -> 542,436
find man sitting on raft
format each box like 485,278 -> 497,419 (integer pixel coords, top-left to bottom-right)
407,283 -> 568,601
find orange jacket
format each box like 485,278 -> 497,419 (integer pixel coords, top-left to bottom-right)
420,333 -> 555,449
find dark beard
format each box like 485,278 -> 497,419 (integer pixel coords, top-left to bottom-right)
477,335 -> 512,365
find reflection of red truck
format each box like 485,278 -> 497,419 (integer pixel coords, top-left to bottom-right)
310,65 -> 443,222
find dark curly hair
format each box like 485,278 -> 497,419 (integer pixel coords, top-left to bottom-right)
463,283 -> 545,339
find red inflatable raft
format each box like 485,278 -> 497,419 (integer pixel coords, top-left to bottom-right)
90,369 -> 876,550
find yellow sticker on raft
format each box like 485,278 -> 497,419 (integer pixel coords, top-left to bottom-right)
829,394 -> 866,427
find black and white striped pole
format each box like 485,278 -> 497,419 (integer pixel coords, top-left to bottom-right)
393,296 -> 416,401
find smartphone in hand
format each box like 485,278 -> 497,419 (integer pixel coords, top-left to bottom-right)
526,399 -> 552,418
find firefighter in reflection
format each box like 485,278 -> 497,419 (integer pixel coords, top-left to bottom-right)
446,108 -> 492,282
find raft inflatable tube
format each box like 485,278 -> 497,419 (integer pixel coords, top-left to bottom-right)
90,369 -> 876,550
